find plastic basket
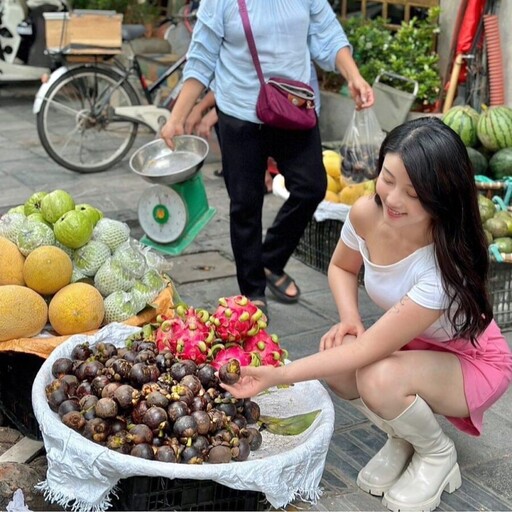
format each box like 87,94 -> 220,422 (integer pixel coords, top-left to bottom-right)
0,352 -> 44,440
110,476 -> 268,511
294,218 -> 343,274
489,259 -> 512,330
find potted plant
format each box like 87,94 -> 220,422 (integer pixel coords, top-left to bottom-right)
317,6 -> 442,139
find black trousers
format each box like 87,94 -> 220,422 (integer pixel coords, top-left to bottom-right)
216,110 -> 326,299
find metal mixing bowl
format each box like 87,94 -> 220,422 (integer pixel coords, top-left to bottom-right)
129,135 -> 209,185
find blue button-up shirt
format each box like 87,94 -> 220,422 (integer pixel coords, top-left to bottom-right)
184,0 -> 350,123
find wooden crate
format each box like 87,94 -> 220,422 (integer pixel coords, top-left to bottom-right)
44,9 -> 123,55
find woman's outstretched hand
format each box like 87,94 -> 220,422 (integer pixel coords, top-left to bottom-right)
160,119 -> 185,150
220,364 -> 278,398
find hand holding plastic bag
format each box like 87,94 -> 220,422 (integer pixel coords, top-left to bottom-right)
340,108 -> 385,183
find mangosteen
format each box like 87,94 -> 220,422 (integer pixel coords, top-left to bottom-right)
180,374 -> 202,396
95,397 -> 118,419
143,406 -> 169,435
232,437 -> 250,461
146,390 -> 169,409
181,446 -> 203,464
45,378 -> 68,398
79,394 -> 99,411
106,358 -> 133,381
192,435 -> 210,458
155,351 -> 175,371
131,443 -> 154,460
128,423 -> 153,445
61,410 -> 86,432
243,427 -> 262,451
110,417 -> 127,434
218,359 -> 241,385
232,414 -> 247,430
196,363 -> 218,389
101,382 -> 122,399
106,430 -> 132,454
173,415 -> 198,440
70,342 -> 92,361
155,445 -> 177,463
190,395 -> 207,412
51,357 -> 74,378
135,349 -> 156,364
114,384 -> 140,409
91,375 -> 111,397
208,409 -> 228,432
215,402 -> 237,419
167,401 -> 190,422
243,400 -> 261,424
122,350 -> 138,363
170,385 -> 194,406
93,342 -> 118,363
83,417 -> 111,443
131,399 -> 150,424
170,362 -> 188,382
207,445 -> 232,464
58,398 -> 80,418
60,374 -> 79,397
75,381 -> 93,399
47,387 -> 69,413
83,360 -> 105,382
191,410 -> 211,436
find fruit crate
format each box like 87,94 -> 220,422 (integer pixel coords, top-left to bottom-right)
0,352 -> 44,440
489,259 -> 512,331
110,476 -> 268,511
294,218 -> 343,274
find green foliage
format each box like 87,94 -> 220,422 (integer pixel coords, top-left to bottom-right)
320,7 -> 442,108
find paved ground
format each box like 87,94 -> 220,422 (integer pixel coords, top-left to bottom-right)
0,83 -> 511,511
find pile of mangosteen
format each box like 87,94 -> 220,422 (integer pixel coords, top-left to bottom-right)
45,339 -> 262,464
340,143 -> 380,183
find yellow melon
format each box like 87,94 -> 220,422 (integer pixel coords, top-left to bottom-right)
325,190 -> 340,203
49,282 -> 105,335
23,245 -> 73,295
0,285 -> 48,341
0,236 -> 25,285
327,174 -> 341,194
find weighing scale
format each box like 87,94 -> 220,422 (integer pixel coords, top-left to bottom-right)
130,136 -> 216,256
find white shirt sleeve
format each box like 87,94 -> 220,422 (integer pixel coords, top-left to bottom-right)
340,214 -> 359,251
407,266 -> 450,310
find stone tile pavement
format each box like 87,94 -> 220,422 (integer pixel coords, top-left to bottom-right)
0,83 -> 511,511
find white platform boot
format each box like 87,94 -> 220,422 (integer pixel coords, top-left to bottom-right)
350,399 -> 414,496
382,395 -> 462,512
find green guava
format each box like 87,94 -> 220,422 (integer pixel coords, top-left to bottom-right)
27,212 -> 52,227
8,205 -> 25,215
41,189 -> 75,224
24,191 -> 48,216
75,203 -> 103,227
53,210 -> 93,249
17,219 -> 56,256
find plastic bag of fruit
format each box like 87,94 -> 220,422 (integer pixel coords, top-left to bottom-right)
32,324 -> 335,511
339,107 -> 385,183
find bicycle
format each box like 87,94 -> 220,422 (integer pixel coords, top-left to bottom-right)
34,8 -> 197,174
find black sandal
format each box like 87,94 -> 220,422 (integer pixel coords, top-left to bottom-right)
250,298 -> 269,322
265,271 -> 301,303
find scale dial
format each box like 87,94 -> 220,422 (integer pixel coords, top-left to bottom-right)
138,185 -> 188,243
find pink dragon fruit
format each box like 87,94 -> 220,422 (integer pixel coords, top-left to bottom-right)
210,295 -> 267,342
155,306 -> 215,364
243,330 -> 288,367
210,344 -> 259,370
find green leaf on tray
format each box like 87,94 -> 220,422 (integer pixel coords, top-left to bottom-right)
258,409 -> 321,436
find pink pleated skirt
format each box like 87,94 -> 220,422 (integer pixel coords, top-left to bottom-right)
402,320 -> 512,436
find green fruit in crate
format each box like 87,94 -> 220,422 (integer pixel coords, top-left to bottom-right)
478,195 -> 496,223
492,237 -> 512,254
494,211 -> 512,236
8,205 -> 25,215
484,217 -> 509,239
41,189 -> 75,223
484,229 -> 493,245
54,210 -> 94,249
27,212 -> 52,227
476,105 -> 512,152
489,148 -> 512,181
442,105 -> 480,147
24,191 -> 47,216
466,147 -> 488,175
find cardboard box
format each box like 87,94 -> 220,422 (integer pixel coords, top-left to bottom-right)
44,10 -> 123,55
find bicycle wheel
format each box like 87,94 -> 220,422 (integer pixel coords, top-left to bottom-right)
37,65 -> 141,173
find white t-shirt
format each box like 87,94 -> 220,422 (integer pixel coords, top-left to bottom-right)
341,214 -> 456,342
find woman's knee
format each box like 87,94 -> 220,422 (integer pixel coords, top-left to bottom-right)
356,356 -> 405,407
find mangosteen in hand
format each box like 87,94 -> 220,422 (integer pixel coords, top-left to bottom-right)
218,359 -> 241,385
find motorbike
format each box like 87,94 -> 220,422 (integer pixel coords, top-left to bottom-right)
0,0 -> 63,83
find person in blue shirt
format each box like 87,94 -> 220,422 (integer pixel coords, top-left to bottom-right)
161,0 -> 374,317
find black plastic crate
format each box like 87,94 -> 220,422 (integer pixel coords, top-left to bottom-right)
0,352 -> 44,440
294,218 -> 343,274
110,476 -> 268,511
489,261 -> 512,331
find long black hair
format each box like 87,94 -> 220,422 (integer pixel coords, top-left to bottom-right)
374,116 -> 492,345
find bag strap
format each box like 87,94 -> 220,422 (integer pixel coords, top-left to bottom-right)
237,0 -> 265,86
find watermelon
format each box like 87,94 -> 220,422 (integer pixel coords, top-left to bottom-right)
476,105 -> 512,151
489,148 -> 512,180
466,147 -> 488,175
442,105 -> 480,147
